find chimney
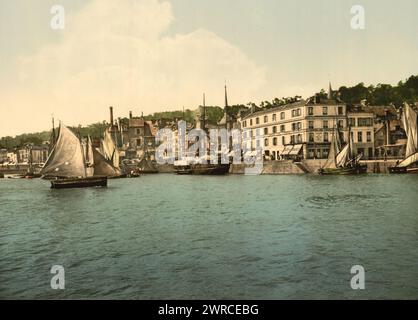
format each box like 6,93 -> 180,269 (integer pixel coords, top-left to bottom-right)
129,111 -> 132,119
109,106 -> 114,125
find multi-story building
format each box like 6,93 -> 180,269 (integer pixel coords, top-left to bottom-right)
240,85 -> 349,160
346,106 -> 375,159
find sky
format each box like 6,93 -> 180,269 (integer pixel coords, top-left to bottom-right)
0,0 -> 417,137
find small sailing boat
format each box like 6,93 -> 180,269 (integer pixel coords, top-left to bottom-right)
318,126 -> 367,175
41,123 -> 107,189
389,103 -> 418,174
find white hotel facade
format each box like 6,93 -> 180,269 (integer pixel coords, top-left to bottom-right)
239,94 -> 375,160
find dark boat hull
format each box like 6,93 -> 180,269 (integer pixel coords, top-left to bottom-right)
190,164 -> 230,175
389,166 -> 418,174
50,176 -> 107,189
318,165 -> 367,175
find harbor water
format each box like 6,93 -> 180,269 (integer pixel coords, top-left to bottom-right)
1,174 -> 418,299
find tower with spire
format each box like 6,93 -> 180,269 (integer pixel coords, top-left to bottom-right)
327,82 -> 333,100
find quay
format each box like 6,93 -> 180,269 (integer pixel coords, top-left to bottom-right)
228,159 -> 399,174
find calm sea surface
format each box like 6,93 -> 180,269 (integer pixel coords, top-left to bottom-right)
1,174 -> 418,299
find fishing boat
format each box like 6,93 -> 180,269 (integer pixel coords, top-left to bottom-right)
40,123 -> 107,189
389,103 -> 418,174
318,126 -> 367,175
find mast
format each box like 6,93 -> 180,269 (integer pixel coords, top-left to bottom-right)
203,93 -> 206,131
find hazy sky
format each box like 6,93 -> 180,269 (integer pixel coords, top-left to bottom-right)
0,0 -> 417,136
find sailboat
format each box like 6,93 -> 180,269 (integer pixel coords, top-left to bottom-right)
389,103 -> 418,174
318,126 -> 367,175
40,123 -> 107,189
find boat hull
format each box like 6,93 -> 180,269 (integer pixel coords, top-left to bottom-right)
190,164 -> 230,175
50,176 -> 108,189
389,166 -> 418,174
318,165 -> 367,175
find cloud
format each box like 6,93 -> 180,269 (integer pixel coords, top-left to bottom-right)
1,0 -> 265,136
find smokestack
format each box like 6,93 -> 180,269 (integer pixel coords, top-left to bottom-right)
129,111 -> 132,119
109,106 -> 114,125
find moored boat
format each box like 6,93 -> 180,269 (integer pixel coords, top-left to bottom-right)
389,103 -> 418,174
318,125 -> 366,175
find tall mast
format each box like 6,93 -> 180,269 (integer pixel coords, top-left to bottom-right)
203,93 -> 206,131
51,115 -> 56,145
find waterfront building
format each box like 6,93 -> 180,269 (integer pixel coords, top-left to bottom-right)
346,105 -> 375,159
239,84 -> 349,160
106,107 -> 157,161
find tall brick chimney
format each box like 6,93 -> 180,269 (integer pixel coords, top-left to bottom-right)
109,106 -> 114,125
129,111 -> 132,119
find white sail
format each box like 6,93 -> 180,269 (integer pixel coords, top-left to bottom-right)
403,103 -> 418,158
103,130 -> 120,169
41,123 -> 87,178
398,152 -> 418,168
323,131 -> 339,169
336,144 -> 350,167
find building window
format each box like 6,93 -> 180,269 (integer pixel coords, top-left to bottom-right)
272,114 -> 277,121
264,115 -> 268,123
264,138 -> 269,147
256,117 -> 259,125
250,119 -> 253,126
292,123 -> 296,131
358,118 -> 373,127
324,132 -> 329,142
273,137 -> 277,146
367,131 -> 371,142
290,135 -> 295,144
323,120 -> 328,129
264,128 -> 268,135
358,132 -> 363,142
297,134 -> 302,143
309,133 -> 314,142
297,122 -> 302,131
308,107 -> 313,115
280,125 -> 285,132
349,118 -> 356,127
282,136 -> 286,145
273,126 -> 277,133
338,106 -> 343,115
280,112 -> 285,120
292,108 -> 301,117
323,107 -> 328,115
309,121 -> 314,130
338,120 -> 344,128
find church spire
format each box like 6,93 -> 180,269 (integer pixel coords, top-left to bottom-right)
328,82 -> 333,100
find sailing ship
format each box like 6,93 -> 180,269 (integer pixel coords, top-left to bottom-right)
174,92 -> 230,175
40,123 -> 107,189
389,103 -> 418,174
99,130 -> 127,178
318,126 -> 367,175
